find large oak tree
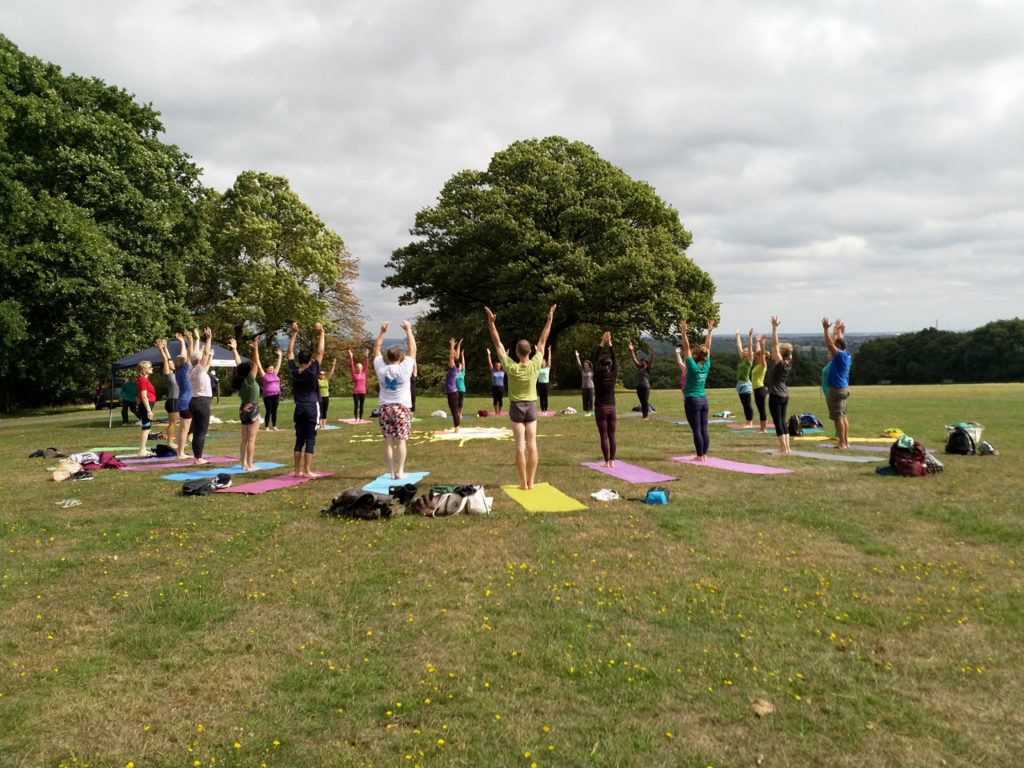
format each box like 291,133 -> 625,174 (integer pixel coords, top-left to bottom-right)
383,136 -> 718,359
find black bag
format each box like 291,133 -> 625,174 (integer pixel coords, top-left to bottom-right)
154,444 -> 177,457
388,483 -> 418,505
787,415 -> 803,436
182,477 -> 215,496
945,426 -> 975,455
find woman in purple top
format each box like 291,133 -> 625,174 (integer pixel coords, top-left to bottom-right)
348,348 -> 369,420
256,347 -> 284,431
445,337 -> 463,432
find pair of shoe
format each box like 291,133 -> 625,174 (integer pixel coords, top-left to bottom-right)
55,498 -> 81,508
591,488 -> 620,501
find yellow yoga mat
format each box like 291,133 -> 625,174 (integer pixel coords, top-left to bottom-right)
502,482 -> 587,512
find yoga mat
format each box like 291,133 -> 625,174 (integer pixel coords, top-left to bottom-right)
727,424 -> 762,430
503,482 -> 587,512
217,471 -> 335,494
122,457 -> 241,471
90,446 -> 142,452
793,436 -> 892,444
338,418 -> 374,425
201,433 -> 240,438
815,443 -> 936,454
581,461 -> 676,484
320,424 -> 340,430
362,471 -> 430,494
431,427 -> 512,445
757,449 -> 884,463
160,462 -> 285,481
668,456 -> 793,475
537,411 -> 557,418
120,453 -> 210,464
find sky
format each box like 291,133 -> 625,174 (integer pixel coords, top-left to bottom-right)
3,0 -> 1022,336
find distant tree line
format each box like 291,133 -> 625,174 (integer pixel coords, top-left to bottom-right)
0,36 -> 363,410
851,320 -> 1023,385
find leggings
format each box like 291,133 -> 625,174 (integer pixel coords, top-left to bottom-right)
352,393 -> 365,420
410,377 -> 416,412
121,399 -> 137,423
447,391 -> 461,428
537,383 -> 550,413
581,387 -> 594,413
263,394 -> 280,428
189,396 -> 212,459
737,391 -> 754,422
595,404 -> 617,461
753,387 -> 767,423
637,386 -> 651,418
768,393 -> 789,437
684,395 -> 710,456
320,396 -> 330,419
491,385 -> 504,413
457,391 -> 464,411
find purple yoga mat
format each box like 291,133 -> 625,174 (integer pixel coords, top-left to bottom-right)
120,453 -> 212,464
581,461 -> 676,484
121,457 -> 240,471
216,471 -> 335,494
668,456 -> 793,475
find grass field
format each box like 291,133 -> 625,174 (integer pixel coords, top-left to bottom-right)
2,384 -> 1022,768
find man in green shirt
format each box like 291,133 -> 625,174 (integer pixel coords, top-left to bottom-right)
485,304 -> 557,491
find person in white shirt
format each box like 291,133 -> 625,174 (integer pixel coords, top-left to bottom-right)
372,320 -> 417,480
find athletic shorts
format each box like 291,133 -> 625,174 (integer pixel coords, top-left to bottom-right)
826,387 -> 849,419
509,400 -> 538,424
240,403 -> 260,425
379,403 -> 412,440
165,398 -> 177,414
178,408 -> 192,420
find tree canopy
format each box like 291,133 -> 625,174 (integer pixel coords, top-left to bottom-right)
383,136 -> 718,351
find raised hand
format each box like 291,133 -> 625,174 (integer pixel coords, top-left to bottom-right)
291,322 -> 299,334
399,319 -> 411,331
380,321 -> 389,333
314,322 -> 323,332
227,338 -> 237,350
484,306 -> 496,323
770,316 -> 780,328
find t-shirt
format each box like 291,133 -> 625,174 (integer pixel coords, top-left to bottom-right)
455,370 -> 466,393
136,375 -> 156,405
239,374 -> 259,408
826,349 -> 851,389
374,356 -> 415,408
189,365 -> 212,398
174,364 -> 192,409
684,357 -> 710,398
349,356 -> 368,395
318,376 -> 331,398
445,366 -> 459,393
499,352 -> 543,403
751,362 -> 766,390
821,362 -> 831,396
736,358 -> 752,384
592,347 -> 618,407
636,366 -> 651,389
120,380 -> 137,401
537,366 -> 550,384
491,369 -> 505,387
765,359 -> 792,397
261,371 -> 281,397
165,372 -> 179,403
289,359 -> 321,405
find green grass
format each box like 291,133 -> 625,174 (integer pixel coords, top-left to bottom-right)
2,384 -> 1022,768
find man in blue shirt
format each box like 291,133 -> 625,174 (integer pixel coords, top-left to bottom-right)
822,317 -> 851,449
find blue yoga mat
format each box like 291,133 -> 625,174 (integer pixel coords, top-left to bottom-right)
362,471 -> 429,493
161,462 -> 285,481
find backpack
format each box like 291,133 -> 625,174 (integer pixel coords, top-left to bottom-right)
645,486 -> 670,505
787,415 -> 803,436
889,436 -> 932,477
799,413 -> 823,428
945,426 -> 976,455
182,473 -> 232,497
154,444 -> 177,457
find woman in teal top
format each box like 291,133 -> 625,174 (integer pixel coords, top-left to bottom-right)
455,347 -> 467,418
679,318 -> 715,462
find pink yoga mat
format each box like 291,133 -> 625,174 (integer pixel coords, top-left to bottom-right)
581,461 -> 676,484
668,456 -> 793,475
338,418 -> 374,424
216,471 -> 335,494
120,453 -> 211,464
121,457 -> 240,471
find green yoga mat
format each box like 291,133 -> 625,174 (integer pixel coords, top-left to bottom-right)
89,446 -> 143,452
502,482 -> 587,512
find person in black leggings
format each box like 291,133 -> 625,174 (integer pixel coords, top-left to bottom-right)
574,350 -> 595,415
628,341 -> 655,419
764,316 -> 793,454
487,349 -> 504,415
592,332 -> 618,466
751,335 -> 769,432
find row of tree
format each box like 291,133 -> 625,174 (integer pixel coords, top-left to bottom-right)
0,36 -> 363,410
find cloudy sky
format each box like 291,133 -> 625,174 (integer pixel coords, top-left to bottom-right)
4,0 -> 1022,335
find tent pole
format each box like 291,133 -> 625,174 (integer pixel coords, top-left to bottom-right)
108,365 -> 114,428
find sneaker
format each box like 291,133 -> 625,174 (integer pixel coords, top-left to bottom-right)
591,488 -> 620,501
54,498 -> 81,508
69,471 -> 94,481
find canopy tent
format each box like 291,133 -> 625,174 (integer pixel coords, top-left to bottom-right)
107,344 -> 248,428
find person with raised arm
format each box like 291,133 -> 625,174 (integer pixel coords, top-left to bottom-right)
155,337 -> 180,452
172,331 -> 193,459
256,346 -> 283,431
348,348 -> 370,421
288,321 -> 325,477
445,337 -> 464,432
751,334 -> 769,432
373,320 -> 417,479
455,344 -> 467,420
765,316 -> 793,454
822,317 -> 852,449
318,357 -> 337,429
574,349 -> 595,416
485,304 -> 557,490
628,340 -> 656,419
229,337 -> 262,471
486,348 -> 505,416
187,327 -> 216,464
735,327 -> 755,428
537,346 -> 552,414
679,318 -> 715,462
592,332 -> 619,467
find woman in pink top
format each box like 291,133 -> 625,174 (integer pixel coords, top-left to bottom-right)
349,348 -> 369,421
257,347 -> 284,431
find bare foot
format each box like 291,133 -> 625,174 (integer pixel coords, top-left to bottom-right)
194,458 -> 209,465
518,483 -> 530,490
609,460 -> 615,467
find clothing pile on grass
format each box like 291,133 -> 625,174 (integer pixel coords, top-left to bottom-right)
49,451 -> 125,482
321,482 -> 491,520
